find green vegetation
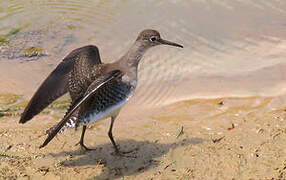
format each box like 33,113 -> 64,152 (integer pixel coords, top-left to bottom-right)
0,153 -> 20,159
0,28 -> 21,45
0,93 -> 71,118
22,47 -> 45,57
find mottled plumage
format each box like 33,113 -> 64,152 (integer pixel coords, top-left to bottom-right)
20,29 -> 183,153
19,45 -> 101,124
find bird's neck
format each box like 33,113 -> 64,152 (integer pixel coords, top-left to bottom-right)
119,41 -> 149,69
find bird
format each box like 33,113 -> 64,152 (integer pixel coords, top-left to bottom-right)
19,29 -> 183,154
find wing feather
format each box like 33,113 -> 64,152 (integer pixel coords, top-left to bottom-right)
19,45 -> 101,123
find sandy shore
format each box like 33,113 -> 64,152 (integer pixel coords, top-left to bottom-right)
1,94 -> 286,179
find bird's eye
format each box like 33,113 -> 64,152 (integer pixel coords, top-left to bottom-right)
149,36 -> 157,42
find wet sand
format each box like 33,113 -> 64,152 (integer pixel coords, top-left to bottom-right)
1,93 -> 286,179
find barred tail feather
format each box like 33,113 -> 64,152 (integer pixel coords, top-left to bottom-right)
46,116 -> 77,135
45,99 -> 80,136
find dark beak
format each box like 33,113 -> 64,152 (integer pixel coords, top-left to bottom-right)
158,39 -> 183,48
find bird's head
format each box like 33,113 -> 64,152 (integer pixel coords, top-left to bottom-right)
136,29 -> 183,48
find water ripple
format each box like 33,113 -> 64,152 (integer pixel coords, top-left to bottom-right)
0,0 -> 286,106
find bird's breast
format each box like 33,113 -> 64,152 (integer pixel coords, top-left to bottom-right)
121,72 -> 137,88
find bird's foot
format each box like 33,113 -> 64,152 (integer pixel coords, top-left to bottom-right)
75,142 -> 96,151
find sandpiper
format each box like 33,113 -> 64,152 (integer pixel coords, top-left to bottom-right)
20,29 -> 183,154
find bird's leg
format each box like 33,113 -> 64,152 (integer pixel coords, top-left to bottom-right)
108,116 -> 120,154
76,125 -> 95,151
108,116 -> 138,156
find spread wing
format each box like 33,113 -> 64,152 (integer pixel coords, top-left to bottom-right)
19,45 -> 102,123
39,70 -> 123,148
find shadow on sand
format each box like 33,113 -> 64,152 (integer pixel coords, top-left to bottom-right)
48,137 -> 205,179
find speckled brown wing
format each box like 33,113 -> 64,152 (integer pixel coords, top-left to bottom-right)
40,70 -> 123,148
19,45 -> 102,123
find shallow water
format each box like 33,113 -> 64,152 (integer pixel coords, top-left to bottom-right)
0,0 -> 286,107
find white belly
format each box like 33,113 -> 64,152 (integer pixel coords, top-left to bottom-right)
81,99 -> 127,125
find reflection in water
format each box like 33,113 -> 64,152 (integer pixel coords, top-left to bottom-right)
0,0 -> 286,108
